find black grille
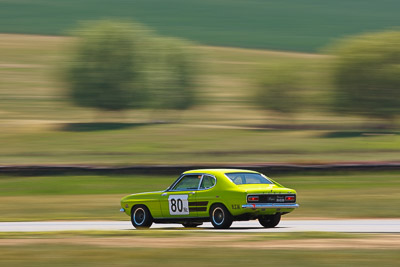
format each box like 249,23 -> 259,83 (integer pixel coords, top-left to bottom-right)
247,194 -> 296,203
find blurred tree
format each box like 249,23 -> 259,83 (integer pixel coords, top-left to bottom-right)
254,65 -> 303,117
148,38 -> 198,112
65,20 -> 198,119
65,20 -> 152,113
330,30 -> 400,122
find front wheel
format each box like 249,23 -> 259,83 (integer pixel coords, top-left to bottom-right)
258,213 -> 281,228
210,204 -> 233,229
131,205 -> 153,229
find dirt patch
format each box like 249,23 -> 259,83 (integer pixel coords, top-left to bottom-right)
1,235 -> 399,250
235,236 -> 400,250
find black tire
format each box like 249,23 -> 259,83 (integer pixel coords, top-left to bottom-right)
182,222 -> 203,228
209,204 -> 233,229
258,213 -> 281,228
131,205 -> 153,229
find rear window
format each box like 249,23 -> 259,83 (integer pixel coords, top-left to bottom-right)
225,172 -> 273,185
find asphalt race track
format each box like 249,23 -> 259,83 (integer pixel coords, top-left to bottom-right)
1,219 -> 399,233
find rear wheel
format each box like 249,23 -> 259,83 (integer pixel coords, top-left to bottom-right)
131,205 -> 153,229
210,204 -> 233,229
258,213 -> 281,228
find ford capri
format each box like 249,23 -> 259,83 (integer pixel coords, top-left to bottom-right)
120,169 -> 299,229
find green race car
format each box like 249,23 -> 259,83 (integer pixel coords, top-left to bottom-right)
120,169 -> 299,229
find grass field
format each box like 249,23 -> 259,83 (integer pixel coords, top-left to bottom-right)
1,34 -> 399,165
1,245 -> 398,266
1,232 -> 399,266
0,172 -> 399,221
2,123 -> 400,165
0,0 -> 399,52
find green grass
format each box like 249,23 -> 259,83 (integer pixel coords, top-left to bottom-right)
0,244 -> 399,267
0,34 -> 399,165
1,124 -> 399,165
0,0 -> 400,52
0,172 -> 399,221
0,175 -> 173,196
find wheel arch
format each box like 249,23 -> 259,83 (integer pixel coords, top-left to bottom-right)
131,204 -> 153,218
208,202 -> 232,215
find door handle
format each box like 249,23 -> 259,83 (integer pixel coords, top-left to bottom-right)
161,193 -> 167,196
190,191 -> 196,194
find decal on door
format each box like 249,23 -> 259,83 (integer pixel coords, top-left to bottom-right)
168,195 -> 189,215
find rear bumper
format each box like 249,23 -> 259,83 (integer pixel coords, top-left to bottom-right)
241,203 -> 299,209
120,208 -> 125,212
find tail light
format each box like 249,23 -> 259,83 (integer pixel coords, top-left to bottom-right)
285,196 -> 295,201
248,196 -> 259,202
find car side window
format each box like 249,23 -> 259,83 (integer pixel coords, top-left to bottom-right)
200,175 -> 216,189
172,175 -> 201,191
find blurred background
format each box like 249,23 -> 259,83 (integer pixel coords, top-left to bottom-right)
0,0 -> 399,266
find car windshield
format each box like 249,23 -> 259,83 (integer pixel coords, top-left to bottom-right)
225,172 -> 273,185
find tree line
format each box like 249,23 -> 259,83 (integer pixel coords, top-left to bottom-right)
65,20 -> 400,124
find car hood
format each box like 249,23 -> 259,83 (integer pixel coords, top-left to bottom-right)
121,191 -> 164,202
236,184 -> 296,194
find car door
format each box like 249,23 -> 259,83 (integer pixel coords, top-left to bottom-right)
160,174 -> 201,218
192,174 -> 216,218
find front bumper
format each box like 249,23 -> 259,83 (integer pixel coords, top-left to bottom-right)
242,203 -> 299,209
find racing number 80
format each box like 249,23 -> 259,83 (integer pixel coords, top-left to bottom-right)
168,194 -> 189,215
170,198 -> 183,212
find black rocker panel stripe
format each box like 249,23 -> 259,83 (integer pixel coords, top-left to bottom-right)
188,201 -> 208,212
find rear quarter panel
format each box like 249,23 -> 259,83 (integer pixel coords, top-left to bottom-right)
200,172 -> 247,217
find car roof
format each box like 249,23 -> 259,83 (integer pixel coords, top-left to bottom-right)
183,169 -> 259,176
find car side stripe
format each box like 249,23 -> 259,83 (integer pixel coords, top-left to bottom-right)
189,207 -> 207,212
188,201 -> 208,207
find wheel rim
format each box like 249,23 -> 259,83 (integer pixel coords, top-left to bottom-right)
212,207 -> 224,225
133,208 -> 145,225
261,216 -> 271,223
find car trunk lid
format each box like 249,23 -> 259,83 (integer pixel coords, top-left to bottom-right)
237,184 -> 293,194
